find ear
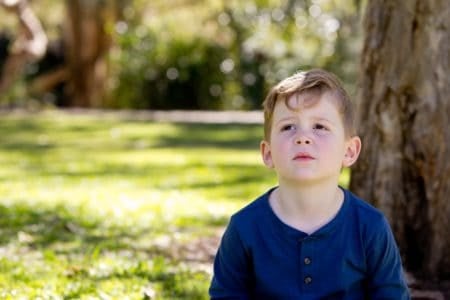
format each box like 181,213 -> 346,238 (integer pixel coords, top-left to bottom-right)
260,140 -> 274,168
342,136 -> 361,167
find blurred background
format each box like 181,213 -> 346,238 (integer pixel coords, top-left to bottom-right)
0,0 -> 361,110
1,0 -> 449,299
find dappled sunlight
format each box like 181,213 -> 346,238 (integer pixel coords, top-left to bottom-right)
0,112 -> 353,298
0,112 -> 274,298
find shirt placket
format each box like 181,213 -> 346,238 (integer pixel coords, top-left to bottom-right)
298,236 -> 316,292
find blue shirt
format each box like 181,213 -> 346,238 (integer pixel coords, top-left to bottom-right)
209,187 -> 410,299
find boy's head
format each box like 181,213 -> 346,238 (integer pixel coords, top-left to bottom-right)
262,69 -> 356,141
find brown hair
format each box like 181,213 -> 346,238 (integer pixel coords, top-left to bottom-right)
262,68 -> 355,141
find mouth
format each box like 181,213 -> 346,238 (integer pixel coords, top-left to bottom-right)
293,152 -> 315,160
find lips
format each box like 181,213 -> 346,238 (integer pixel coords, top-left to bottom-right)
293,152 -> 315,160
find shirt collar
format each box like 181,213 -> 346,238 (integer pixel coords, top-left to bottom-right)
261,186 -> 350,240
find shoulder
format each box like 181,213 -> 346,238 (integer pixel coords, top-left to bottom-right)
343,189 -> 394,244
229,189 -> 272,226
344,189 -> 397,248
216,189 -> 273,253
345,189 -> 388,226
343,192 -> 409,295
225,188 -> 274,239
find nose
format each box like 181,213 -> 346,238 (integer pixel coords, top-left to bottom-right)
295,131 -> 312,145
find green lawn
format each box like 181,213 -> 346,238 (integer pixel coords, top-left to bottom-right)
0,111 -> 349,299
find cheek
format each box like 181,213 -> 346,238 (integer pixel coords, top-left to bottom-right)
318,138 -> 345,157
269,142 -> 290,162
273,138 -> 291,152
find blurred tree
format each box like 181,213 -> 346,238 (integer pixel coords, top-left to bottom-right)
111,0 -> 361,110
0,0 -> 47,95
350,0 -> 450,280
63,0 -> 118,107
0,0 -> 362,109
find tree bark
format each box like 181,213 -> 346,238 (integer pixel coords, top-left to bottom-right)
64,0 -> 115,107
0,0 -> 47,94
350,0 -> 450,279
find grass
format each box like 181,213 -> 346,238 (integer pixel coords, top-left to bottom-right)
0,110 -> 349,299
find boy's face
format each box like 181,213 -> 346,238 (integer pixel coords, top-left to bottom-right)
260,92 -> 361,185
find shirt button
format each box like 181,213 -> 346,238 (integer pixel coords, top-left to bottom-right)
304,276 -> 312,284
304,257 -> 311,265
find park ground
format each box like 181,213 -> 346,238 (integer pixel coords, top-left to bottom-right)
0,109 -> 448,299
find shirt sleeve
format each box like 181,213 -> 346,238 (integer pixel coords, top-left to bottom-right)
365,215 -> 411,300
209,217 -> 253,300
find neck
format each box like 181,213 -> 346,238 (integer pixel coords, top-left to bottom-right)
270,179 -> 344,234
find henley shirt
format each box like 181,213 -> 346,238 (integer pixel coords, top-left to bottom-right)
209,187 -> 410,299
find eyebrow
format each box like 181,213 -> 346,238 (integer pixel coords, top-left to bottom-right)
312,117 -> 336,125
274,116 -> 296,126
274,116 -> 337,126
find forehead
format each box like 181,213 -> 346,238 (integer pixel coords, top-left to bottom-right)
273,92 -> 342,119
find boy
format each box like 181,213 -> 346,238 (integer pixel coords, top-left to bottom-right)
209,69 -> 410,299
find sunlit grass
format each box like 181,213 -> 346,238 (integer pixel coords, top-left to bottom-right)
0,111 -> 272,299
0,111 -> 349,298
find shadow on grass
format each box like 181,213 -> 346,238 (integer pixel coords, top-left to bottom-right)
0,202 -> 122,250
0,116 -> 262,298
149,123 -> 263,150
0,201 -> 222,252
25,162 -> 270,187
0,201 -> 215,298
1,119 -> 263,151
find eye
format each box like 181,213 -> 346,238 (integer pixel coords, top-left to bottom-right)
281,124 -> 296,131
313,123 -> 328,131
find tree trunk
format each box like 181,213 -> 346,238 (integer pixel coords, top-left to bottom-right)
350,0 -> 450,279
0,0 -> 47,94
64,0 -> 115,107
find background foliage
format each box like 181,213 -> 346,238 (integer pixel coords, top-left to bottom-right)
110,0 -> 362,109
0,0 -> 362,110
